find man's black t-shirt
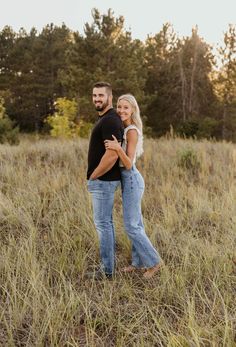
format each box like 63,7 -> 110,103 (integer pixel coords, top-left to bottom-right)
87,108 -> 124,181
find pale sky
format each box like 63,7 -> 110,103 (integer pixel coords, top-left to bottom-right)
1,0 -> 236,48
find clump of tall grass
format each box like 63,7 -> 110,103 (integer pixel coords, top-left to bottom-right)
0,136 -> 235,346
177,147 -> 200,173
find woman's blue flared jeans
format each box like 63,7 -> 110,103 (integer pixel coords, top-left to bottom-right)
121,166 -> 161,268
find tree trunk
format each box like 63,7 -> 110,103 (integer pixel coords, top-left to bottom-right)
178,52 -> 187,121
222,103 -> 227,139
189,41 -> 198,117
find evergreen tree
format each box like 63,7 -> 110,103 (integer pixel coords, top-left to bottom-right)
0,11 -> 235,141
215,24 -> 236,140
144,24 -> 181,135
177,28 -> 216,121
0,97 -> 19,144
144,26 -> 218,137
60,9 -> 146,122
0,26 -> 15,91
1,24 -> 72,131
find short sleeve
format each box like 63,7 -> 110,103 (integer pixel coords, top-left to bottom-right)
123,125 -> 140,140
101,117 -> 123,142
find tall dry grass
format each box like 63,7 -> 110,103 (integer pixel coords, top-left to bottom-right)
0,136 -> 235,346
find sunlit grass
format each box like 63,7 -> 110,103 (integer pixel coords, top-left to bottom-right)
0,136 -> 235,346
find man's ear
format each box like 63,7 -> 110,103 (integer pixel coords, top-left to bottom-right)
109,94 -> 113,105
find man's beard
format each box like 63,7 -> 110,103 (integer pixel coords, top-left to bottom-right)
94,98 -> 109,111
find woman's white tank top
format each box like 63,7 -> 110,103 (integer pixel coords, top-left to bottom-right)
119,124 -> 143,167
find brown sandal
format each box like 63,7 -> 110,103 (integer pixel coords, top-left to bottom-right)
143,261 -> 164,279
121,265 -> 137,273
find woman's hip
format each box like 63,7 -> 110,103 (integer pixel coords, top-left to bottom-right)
121,167 -> 145,192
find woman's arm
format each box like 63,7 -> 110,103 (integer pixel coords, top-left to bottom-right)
104,129 -> 138,170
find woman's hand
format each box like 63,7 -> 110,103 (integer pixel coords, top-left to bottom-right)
104,135 -> 121,151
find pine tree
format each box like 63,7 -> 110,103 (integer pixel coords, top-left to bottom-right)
215,24 -> 236,140
60,9 -> 146,123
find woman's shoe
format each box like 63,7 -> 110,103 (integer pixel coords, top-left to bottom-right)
143,261 -> 164,279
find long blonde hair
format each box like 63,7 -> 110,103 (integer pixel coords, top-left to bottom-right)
117,94 -> 143,157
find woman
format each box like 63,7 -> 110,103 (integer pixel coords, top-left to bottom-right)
104,94 -> 163,279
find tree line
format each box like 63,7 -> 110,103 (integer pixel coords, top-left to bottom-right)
0,8 -> 236,141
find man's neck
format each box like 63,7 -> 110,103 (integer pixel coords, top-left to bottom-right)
98,105 -> 113,116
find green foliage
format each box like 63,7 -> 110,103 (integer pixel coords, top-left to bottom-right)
46,113 -> 72,138
53,97 -> 77,121
215,24 -> 236,140
144,26 -> 218,137
77,97 -> 95,123
0,24 -> 72,131
45,97 -> 92,138
76,120 -> 93,138
0,100 -> 5,119
46,98 -> 78,138
177,147 -> 200,172
177,119 -> 199,138
197,117 -> 222,139
177,117 -> 222,140
0,98 -> 19,145
0,16 -> 236,141
60,9 -> 146,122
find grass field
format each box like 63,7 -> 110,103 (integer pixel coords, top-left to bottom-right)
0,136 -> 235,346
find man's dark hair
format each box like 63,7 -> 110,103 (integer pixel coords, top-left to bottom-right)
93,82 -> 112,95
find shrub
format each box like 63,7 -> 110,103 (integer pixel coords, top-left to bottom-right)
0,98 -> 19,145
177,117 -> 222,140
177,120 -> 199,138
46,113 -> 72,138
177,147 -> 200,173
196,117 -> 222,139
46,98 -> 93,139
76,120 -> 93,138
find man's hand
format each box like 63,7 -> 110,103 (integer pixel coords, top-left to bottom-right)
89,173 -> 96,180
89,149 -> 119,180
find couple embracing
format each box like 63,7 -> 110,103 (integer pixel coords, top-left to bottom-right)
87,82 -> 162,280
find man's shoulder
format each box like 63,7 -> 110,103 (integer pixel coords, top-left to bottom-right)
102,109 -> 122,124
106,108 -> 119,118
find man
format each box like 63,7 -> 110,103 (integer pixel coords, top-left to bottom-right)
87,82 -> 124,279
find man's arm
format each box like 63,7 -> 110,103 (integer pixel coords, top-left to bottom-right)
104,130 -> 138,170
89,149 -> 118,179
89,114 -> 123,179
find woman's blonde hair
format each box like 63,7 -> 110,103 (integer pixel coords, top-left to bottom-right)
117,94 -> 143,157
117,94 -> 143,133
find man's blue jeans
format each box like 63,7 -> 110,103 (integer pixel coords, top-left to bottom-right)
121,166 -> 161,268
87,179 -> 120,275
